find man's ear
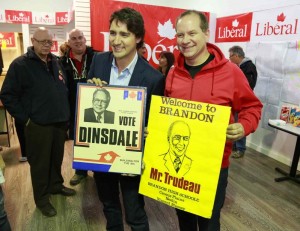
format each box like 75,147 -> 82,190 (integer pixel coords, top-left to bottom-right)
205,29 -> 210,42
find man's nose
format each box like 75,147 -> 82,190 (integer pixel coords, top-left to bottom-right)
182,36 -> 189,44
113,35 -> 122,44
178,137 -> 185,144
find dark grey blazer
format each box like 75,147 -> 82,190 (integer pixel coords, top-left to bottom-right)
84,108 -> 115,124
88,52 -> 165,125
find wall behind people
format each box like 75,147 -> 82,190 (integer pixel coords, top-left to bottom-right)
218,40 -> 300,169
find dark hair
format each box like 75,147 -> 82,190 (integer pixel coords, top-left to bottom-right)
158,51 -> 175,77
228,46 -> 245,58
93,88 -> 111,104
109,7 -> 145,49
176,10 -> 209,32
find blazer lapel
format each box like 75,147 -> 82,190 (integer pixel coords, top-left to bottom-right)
102,52 -> 114,83
128,57 -> 146,87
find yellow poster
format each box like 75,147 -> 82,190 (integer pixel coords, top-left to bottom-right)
139,96 -> 230,218
73,84 -> 146,174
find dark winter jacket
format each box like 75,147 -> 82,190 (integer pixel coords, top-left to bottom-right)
0,46 -> 70,125
240,58 -> 257,90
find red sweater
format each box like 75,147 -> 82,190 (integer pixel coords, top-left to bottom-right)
165,43 -> 263,168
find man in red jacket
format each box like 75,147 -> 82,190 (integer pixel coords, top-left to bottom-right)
165,10 -> 262,231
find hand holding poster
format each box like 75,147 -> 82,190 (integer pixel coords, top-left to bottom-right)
73,84 -> 146,174
139,96 -> 230,218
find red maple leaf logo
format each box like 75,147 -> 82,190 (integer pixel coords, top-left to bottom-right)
129,91 -> 137,99
277,13 -> 286,22
98,151 -> 120,163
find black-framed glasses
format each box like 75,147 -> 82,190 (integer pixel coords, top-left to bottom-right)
33,38 -> 53,46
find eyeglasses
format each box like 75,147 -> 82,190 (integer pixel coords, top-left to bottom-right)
33,38 -> 53,46
229,54 -> 236,58
93,99 -> 108,105
172,135 -> 190,142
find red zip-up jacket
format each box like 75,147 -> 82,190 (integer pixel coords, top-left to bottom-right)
165,43 -> 263,168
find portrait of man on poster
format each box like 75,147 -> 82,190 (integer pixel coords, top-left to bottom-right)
160,120 -> 192,176
84,88 -> 115,124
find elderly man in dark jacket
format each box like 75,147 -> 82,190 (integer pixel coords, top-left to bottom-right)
0,27 -> 75,217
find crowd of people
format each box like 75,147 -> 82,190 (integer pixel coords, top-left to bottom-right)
0,7 -> 262,231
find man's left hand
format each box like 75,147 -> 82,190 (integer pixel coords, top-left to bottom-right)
226,123 -> 245,141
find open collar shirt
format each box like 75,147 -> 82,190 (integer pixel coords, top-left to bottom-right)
109,52 -> 138,86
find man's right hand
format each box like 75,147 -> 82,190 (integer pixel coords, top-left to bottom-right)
87,77 -> 108,86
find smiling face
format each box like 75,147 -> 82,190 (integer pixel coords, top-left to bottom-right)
168,122 -> 190,157
92,91 -> 109,115
176,13 -> 210,66
109,19 -> 141,63
68,29 -> 87,55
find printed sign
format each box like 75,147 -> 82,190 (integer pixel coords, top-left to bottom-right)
0,32 -> 16,48
55,12 -> 69,25
73,84 -> 146,175
215,13 -> 252,42
250,5 -> 300,42
139,96 -> 230,218
32,12 -> 55,25
5,10 -> 32,24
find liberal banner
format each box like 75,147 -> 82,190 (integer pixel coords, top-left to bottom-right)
215,13 -> 252,42
0,32 -> 16,48
215,5 -> 300,43
73,84 -> 146,175
250,5 -> 300,42
139,96 -> 230,218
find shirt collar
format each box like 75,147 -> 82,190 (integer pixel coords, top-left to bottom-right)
112,52 -> 138,75
69,49 -> 86,61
